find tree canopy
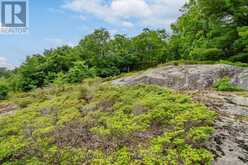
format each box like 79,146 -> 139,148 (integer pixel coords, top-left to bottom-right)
171,0 -> 248,60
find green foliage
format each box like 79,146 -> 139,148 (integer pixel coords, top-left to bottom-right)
234,26 -> 248,51
17,55 -> 47,91
190,48 -> 224,61
228,53 -> 248,63
188,126 -> 215,143
0,136 -> 27,162
0,68 -> 11,78
143,130 -> 214,165
214,77 -> 242,91
0,81 -> 216,164
52,72 -> 67,85
0,28 -> 172,92
66,61 -> 96,83
218,60 -> 248,68
0,84 -> 8,100
132,29 -> 169,67
171,0 -> 248,60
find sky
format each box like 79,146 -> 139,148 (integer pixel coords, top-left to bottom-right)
0,0 -> 186,68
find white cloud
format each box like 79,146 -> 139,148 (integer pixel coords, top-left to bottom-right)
121,21 -> 134,28
63,0 -> 186,29
0,57 -> 14,69
110,0 -> 152,18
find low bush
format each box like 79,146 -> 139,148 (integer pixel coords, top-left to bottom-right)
0,84 -> 8,100
0,81 -> 216,164
66,61 -> 96,83
214,77 -> 242,91
228,53 -> 248,63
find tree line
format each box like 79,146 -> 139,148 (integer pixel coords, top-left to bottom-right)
0,0 -> 247,98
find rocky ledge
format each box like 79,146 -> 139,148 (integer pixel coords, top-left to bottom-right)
113,64 -> 248,90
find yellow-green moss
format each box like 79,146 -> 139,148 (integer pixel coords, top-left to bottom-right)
0,79 -> 216,164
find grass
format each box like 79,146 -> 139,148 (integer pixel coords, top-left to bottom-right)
159,60 -> 248,68
0,78 -> 216,165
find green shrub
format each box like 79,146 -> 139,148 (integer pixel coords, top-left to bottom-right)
190,48 -> 224,61
0,82 -> 216,164
214,77 -> 242,91
233,26 -> 248,51
66,61 -> 96,83
15,97 -> 33,108
228,53 -> 248,63
52,72 -> 67,85
96,66 -> 120,78
0,84 -> 8,100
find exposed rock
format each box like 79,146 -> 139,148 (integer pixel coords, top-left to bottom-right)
0,104 -> 18,116
232,70 -> 248,90
189,91 -> 248,165
191,91 -> 248,116
113,64 -> 248,90
208,116 -> 248,165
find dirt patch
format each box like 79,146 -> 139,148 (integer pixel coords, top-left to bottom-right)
51,120 -> 154,154
0,104 -> 18,115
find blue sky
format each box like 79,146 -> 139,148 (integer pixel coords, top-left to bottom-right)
0,0 -> 186,68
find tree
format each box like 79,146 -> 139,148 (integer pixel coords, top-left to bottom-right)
17,54 -> 46,91
171,0 -> 248,60
132,29 -> 169,68
190,48 -> 224,61
108,34 -> 135,72
44,46 -> 78,74
77,28 -> 111,66
66,61 -> 96,83
0,68 -> 11,78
